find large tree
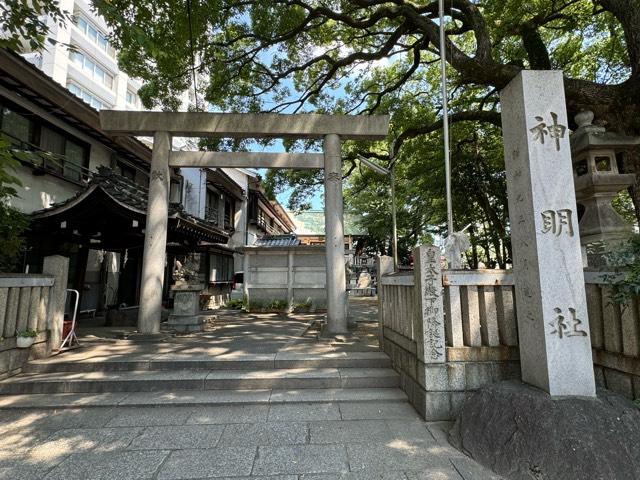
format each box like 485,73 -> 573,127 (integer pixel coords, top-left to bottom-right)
2,0 -> 638,243
91,0 -> 639,215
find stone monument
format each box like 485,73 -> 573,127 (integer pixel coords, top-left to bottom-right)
444,231 -> 471,269
500,70 -> 595,397
413,245 -> 445,363
168,255 -> 208,333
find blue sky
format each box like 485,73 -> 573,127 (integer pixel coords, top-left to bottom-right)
250,139 -> 325,211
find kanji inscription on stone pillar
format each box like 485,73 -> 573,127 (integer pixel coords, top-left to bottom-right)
501,70 -> 595,397
414,245 -> 445,363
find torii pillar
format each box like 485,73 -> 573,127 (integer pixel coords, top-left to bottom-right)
138,131 -> 171,335
323,133 -> 347,334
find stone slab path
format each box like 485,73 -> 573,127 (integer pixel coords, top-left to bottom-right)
0,402 -> 501,480
0,300 -> 502,479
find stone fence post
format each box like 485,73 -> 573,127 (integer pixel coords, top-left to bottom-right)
43,255 -> 69,354
413,245 -> 445,363
376,255 -> 393,348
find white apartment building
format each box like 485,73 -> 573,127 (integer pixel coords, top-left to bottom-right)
20,0 -> 221,219
22,0 -> 144,112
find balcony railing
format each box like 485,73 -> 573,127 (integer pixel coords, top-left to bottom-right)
255,217 -> 284,235
0,132 -> 89,184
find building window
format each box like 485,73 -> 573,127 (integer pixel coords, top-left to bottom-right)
0,107 -> 34,144
64,140 -> 86,182
75,15 -> 116,56
224,198 -> 235,230
209,254 -> 234,282
126,89 -> 139,107
118,162 -> 137,181
205,190 -> 220,224
170,177 -> 183,203
67,83 -> 106,110
69,50 -> 114,89
0,102 -> 89,183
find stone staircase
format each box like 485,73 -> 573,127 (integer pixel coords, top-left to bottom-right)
0,349 -> 406,408
0,307 -> 410,410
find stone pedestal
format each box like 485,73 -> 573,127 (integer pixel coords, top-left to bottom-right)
168,284 -> 207,333
42,255 -> 69,353
501,70 -> 595,397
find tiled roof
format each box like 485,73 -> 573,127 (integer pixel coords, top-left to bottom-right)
254,234 -> 301,247
32,166 -> 229,242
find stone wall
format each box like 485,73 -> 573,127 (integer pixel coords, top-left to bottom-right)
242,245 -> 327,312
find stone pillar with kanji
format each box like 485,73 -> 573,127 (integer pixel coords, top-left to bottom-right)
413,245 -> 445,364
501,70 -> 595,396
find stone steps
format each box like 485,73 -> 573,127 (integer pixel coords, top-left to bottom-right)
0,367 -> 400,394
0,387 -> 408,409
21,352 -> 392,373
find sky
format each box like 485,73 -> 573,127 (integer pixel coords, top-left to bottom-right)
249,138 -> 325,211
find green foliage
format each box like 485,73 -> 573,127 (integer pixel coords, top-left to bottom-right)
5,0 -> 635,261
83,0 -> 634,116
0,1 -> 71,51
17,329 -> 37,338
224,298 -> 245,310
612,190 -> 637,225
603,234 -> 640,304
292,298 -> 314,313
0,136 -> 28,273
247,299 -> 288,312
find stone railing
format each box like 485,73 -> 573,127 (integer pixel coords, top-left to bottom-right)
377,247 -> 640,420
378,253 -> 519,421
442,270 -> 517,348
0,256 -> 69,379
584,271 -> 640,400
377,271 -> 416,351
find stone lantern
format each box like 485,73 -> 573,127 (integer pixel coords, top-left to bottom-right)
570,111 -> 638,265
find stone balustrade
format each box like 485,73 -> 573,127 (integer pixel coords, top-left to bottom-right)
442,270 -> 517,348
0,255 -> 68,380
378,272 -> 416,351
0,275 -> 54,379
378,249 -> 640,420
584,271 -> 640,399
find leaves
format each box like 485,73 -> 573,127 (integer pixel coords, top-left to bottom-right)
0,0 -> 70,51
0,136 -> 28,273
603,234 -> 640,304
3,0 -> 638,262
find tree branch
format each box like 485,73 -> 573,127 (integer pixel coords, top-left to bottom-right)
596,0 -> 640,77
393,110 -> 503,162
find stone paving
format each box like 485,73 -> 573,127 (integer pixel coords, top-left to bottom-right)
0,299 -> 501,479
0,402 -> 501,480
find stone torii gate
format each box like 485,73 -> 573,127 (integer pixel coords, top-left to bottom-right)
100,111 -> 389,337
